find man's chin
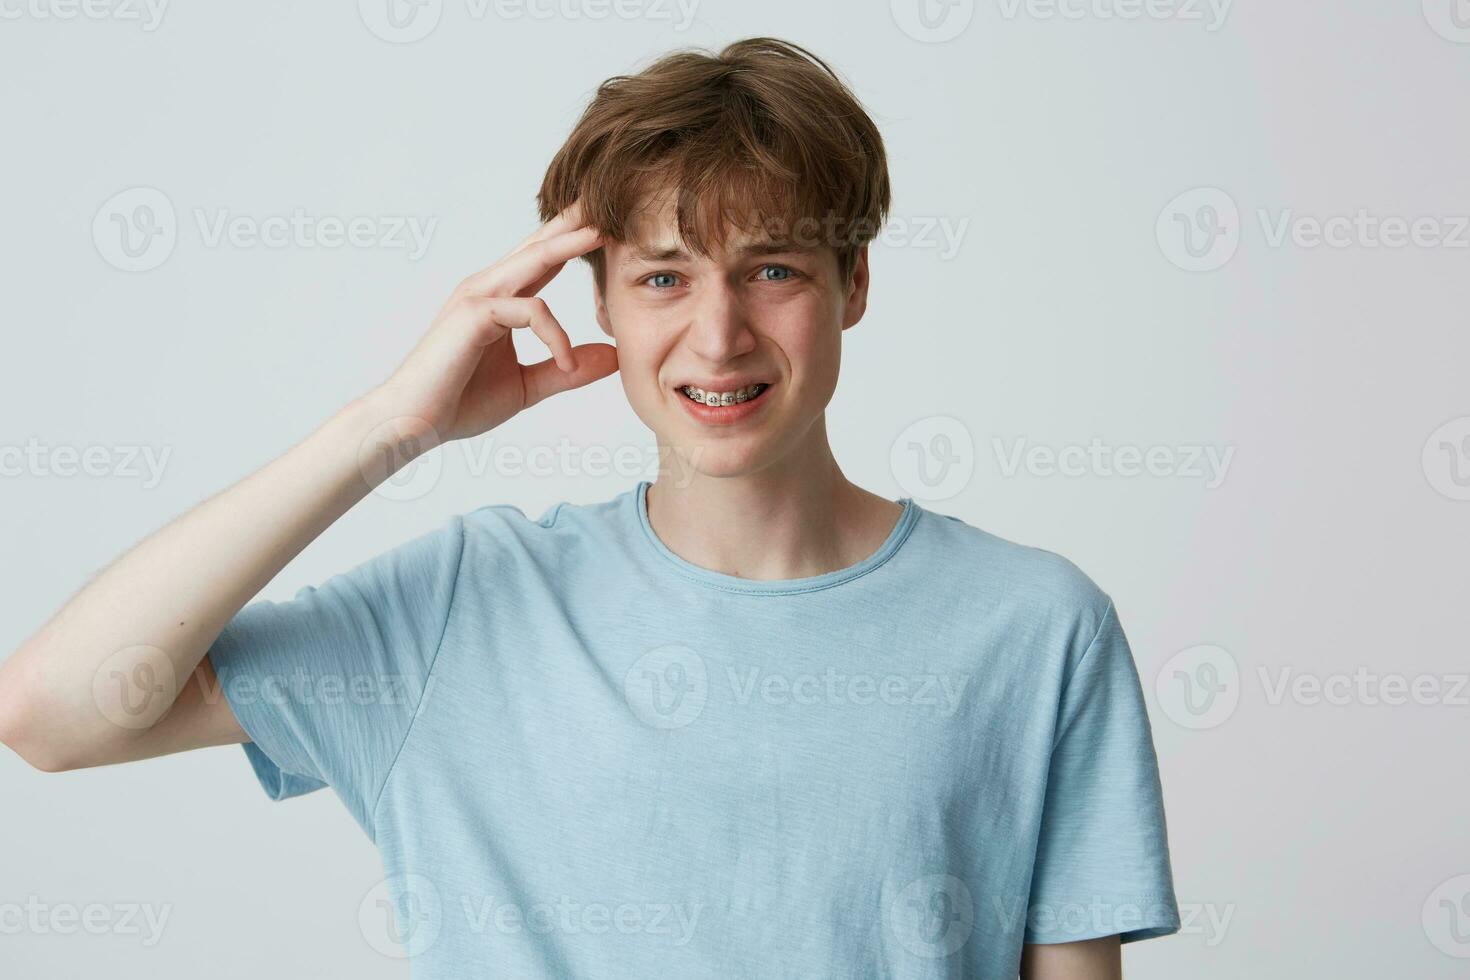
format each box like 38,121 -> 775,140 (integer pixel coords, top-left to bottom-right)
653,437 -> 779,486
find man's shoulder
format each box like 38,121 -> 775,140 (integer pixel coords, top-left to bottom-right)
457,486 -> 633,550
911,504 -> 1113,627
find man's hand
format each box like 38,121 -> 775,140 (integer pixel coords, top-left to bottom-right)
372,200 -> 619,444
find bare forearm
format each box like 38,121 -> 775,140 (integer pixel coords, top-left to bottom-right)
1020,936 -> 1122,980
0,393 -> 408,769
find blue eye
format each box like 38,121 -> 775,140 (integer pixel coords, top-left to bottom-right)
646,272 -> 678,289
758,265 -> 794,281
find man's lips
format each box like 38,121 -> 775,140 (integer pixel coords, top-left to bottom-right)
671,375 -> 772,393
673,381 -> 774,424
674,381 -> 770,407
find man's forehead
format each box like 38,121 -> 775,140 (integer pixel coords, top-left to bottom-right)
618,235 -> 814,265
614,195 -> 819,264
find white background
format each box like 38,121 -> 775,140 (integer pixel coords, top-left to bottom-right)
1,1 -> 1467,976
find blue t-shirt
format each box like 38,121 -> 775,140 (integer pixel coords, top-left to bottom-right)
209,480 -> 1178,977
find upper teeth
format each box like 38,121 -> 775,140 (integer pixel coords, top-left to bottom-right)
681,384 -> 767,406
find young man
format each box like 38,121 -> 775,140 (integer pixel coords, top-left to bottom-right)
0,37 -> 1177,979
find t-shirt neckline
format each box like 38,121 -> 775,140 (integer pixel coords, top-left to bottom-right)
632,479 -> 921,596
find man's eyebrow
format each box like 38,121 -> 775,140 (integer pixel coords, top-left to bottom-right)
625,243 -> 691,264
732,239 -> 812,258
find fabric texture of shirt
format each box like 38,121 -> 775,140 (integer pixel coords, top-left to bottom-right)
208,479 -> 1179,978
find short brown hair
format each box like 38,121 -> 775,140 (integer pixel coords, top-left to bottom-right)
537,37 -> 891,288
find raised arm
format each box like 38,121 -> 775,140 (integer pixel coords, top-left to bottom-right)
0,205 -> 615,772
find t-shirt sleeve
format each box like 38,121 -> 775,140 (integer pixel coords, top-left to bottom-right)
206,516 -> 465,840
1025,598 -> 1180,945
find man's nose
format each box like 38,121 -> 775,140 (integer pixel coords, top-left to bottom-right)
683,279 -> 757,363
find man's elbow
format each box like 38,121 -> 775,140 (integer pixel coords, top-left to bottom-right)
5,740 -> 76,773
0,657 -> 78,773
0,708 -> 68,773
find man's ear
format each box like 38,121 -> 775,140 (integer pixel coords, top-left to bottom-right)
840,244 -> 871,332
593,278 -> 614,338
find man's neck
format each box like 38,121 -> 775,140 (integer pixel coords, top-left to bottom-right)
645,434 -> 904,582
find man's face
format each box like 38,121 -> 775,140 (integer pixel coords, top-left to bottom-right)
594,196 -> 871,479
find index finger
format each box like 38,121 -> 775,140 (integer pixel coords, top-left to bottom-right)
511,199 -> 590,256
462,223 -> 603,298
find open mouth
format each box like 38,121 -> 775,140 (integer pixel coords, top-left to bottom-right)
677,383 -> 771,407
